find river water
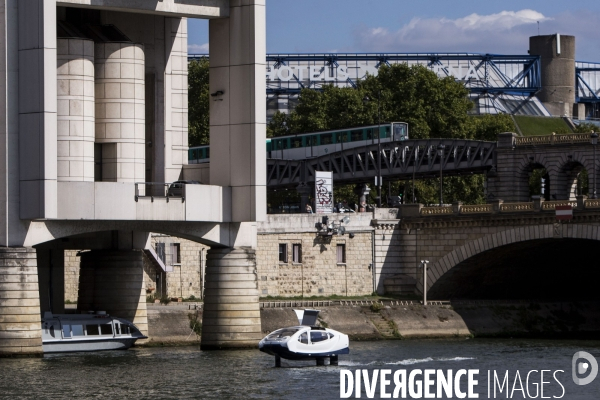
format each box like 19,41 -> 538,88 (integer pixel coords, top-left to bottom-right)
1,339 -> 600,399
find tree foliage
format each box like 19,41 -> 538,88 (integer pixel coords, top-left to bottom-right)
267,64 -> 517,206
188,58 -> 210,147
573,122 -> 598,134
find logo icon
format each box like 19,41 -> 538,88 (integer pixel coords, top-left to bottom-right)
572,351 -> 598,385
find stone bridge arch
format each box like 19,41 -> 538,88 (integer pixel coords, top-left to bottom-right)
424,223 -> 600,298
489,132 -> 599,202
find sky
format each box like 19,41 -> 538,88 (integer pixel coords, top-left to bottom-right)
188,1 -> 600,61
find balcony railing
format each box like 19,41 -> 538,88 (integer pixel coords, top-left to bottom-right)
134,182 -> 188,202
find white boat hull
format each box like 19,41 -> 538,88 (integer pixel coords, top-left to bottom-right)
43,337 -> 139,353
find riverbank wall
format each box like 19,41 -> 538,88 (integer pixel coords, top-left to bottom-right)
143,301 -> 600,345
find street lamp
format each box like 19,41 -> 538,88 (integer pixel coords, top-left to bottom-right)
420,260 -> 429,306
592,132 -> 598,199
437,144 -> 445,206
363,92 -> 382,208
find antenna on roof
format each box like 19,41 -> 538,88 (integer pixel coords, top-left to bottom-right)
537,21 -> 540,36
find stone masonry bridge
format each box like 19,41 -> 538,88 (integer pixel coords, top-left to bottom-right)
372,197 -> 600,301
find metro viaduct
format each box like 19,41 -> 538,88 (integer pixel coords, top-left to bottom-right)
266,131 -> 600,205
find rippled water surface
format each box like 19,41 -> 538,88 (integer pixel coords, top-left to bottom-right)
2,339 -> 600,399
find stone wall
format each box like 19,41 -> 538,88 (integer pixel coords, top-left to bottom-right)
63,235 -> 208,302
256,231 -> 374,297
64,250 -> 81,302
149,234 -> 207,299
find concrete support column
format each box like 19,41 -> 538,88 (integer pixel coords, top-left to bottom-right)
548,168 -> 566,200
209,1 -> 266,222
94,42 -> 145,186
201,248 -> 261,350
0,247 -> 42,357
77,250 -> 148,335
164,17 -> 188,183
18,0 -> 58,219
57,38 -> 95,182
36,248 -> 65,315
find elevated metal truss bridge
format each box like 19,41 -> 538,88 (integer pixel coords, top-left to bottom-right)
262,53 -> 542,97
266,139 -> 497,189
576,61 -> 600,103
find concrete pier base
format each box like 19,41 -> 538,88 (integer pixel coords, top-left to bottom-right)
0,248 -> 43,357
77,250 -> 148,335
201,248 -> 262,350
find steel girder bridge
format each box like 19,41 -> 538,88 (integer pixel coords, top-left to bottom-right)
189,53 -> 543,115
266,139 -> 497,189
263,53 -> 542,97
576,61 -> 600,103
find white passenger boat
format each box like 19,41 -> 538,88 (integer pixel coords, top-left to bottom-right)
259,309 -> 349,366
41,311 -> 147,353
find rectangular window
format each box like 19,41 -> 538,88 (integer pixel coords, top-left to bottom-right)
72,325 -> 84,336
292,244 -> 302,263
169,243 -> 181,265
100,323 -> 113,336
278,244 -> 288,263
337,244 -> 346,264
292,137 -> 302,148
86,324 -> 100,336
156,242 -> 166,264
62,324 -> 71,339
351,130 -> 362,142
321,133 -> 333,145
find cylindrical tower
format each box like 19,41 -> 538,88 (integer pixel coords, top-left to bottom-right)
529,34 -> 576,117
57,38 -> 95,182
94,42 -> 145,184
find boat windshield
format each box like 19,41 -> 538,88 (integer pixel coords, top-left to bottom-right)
266,328 -> 300,340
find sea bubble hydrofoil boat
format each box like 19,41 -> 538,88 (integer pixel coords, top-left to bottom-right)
258,309 -> 349,366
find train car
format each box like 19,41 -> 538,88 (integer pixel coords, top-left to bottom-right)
187,122 -> 408,163
268,122 -> 408,160
188,145 -> 210,164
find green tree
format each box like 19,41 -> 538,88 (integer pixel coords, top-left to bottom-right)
188,58 -> 210,146
573,122 -> 598,134
267,64 -> 518,205
469,114 -> 515,141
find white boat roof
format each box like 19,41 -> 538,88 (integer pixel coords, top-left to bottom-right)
293,309 -> 320,326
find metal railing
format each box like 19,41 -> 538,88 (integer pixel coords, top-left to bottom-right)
259,300 -> 450,308
135,182 -> 187,202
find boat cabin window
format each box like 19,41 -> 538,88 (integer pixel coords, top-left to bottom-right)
121,325 -> 130,335
266,328 -> 299,340
115,324 -> 121,335
86,324 -> 100,336
62,324 -> 71,338
100,323 -> 113,335
72,325 -> 84,336
299,332 -> 308,344
310,331 -> 329,343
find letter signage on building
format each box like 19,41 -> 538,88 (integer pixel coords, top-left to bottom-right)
315,171 -> 333,214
